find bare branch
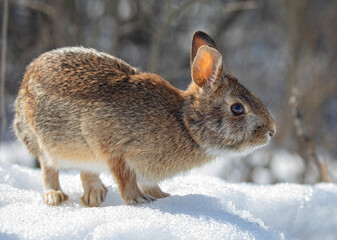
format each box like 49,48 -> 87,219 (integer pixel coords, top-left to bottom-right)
289,87 -> 329,182
320,156 -> 330,183
1,0 -> 9,144
147,0 -> 197,72
11,0 -> 55,17
220,0 -> 257,13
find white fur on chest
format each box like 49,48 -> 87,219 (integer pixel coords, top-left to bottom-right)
41,151 -> 109,173
55,159 -> 109,173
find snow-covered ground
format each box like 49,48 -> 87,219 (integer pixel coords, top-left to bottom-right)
1,143 -> 337,240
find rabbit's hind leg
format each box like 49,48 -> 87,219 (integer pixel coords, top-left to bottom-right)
80,171 -> 107,207
108,156 -> 155,205
140,183 -> 170,199
39,154 -> 68,205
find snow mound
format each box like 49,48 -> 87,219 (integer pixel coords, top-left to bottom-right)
0,161 -> 337,240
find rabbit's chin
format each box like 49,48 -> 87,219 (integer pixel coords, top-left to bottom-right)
205,142 -> 269,159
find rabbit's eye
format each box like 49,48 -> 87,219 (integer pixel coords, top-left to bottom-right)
231,103 -> 245,116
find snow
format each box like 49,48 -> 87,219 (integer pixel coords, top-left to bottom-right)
1,159 -> 337,240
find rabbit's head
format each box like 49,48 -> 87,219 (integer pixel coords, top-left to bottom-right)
185,31 -> 276,157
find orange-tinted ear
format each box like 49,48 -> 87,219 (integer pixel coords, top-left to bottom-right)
192,45 -> 222,91
191,31 -> 217,66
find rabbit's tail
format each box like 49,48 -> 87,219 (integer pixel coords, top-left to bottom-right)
13,95 -> 40,157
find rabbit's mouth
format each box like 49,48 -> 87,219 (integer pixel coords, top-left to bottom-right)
204,143 -> 266,159
204,132 -> 272,159
244,131 -> 273,151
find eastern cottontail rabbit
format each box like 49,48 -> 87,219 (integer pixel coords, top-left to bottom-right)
14,31 -> 275,207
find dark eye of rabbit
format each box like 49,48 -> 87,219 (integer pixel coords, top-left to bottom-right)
231,103 -> 245,116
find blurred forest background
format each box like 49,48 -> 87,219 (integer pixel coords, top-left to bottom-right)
0,0 -> 336,184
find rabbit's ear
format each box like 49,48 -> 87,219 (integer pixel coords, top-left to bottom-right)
191,45 -> 223,92
191,31 -> 217,66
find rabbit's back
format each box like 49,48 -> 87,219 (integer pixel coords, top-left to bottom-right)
22,47 -> 138,99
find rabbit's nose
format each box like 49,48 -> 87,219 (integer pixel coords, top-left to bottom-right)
268,124 -> 276,137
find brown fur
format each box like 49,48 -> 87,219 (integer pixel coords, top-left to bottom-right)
14,32 -> 275,207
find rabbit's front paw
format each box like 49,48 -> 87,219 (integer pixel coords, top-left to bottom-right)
125,192 -> 156,205
43,190 -> 68,205
140,184 -> 171,199
81,184 -> 107,207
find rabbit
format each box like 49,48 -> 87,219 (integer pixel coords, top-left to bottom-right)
13,31 -> 276,207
